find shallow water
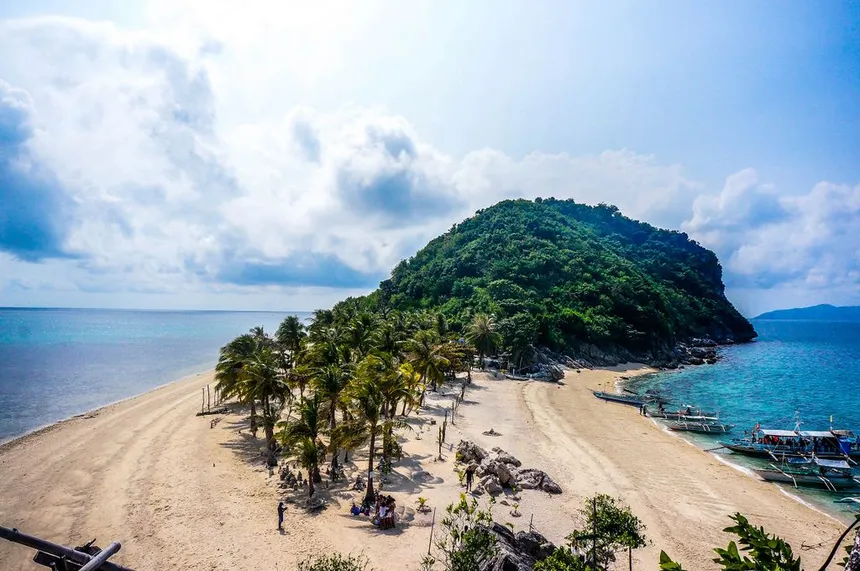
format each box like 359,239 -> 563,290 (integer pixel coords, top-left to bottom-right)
628,319 -> 860,521
0,308 -> 307,443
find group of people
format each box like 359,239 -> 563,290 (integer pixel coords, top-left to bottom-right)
349,494 -> 398,529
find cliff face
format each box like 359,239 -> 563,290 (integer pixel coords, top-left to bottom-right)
376,198 -> 756,366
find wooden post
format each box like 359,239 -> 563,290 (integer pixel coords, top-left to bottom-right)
201,387 -> 205,415
207,385 -> 211,412
529,513 -> 534,533
427,507 -> 437,555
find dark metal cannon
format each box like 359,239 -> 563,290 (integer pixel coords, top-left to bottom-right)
0,526 -> 133,571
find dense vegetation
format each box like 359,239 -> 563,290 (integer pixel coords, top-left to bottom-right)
370,198 -> 755,363
214,310 -> 473,498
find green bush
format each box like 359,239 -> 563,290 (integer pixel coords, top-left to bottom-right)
296,553 -> 373,571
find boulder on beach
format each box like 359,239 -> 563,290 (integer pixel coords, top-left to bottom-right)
478,522 -> 556,571
457,440 -> 488,464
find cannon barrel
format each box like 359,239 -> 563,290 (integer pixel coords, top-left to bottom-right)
0,526 -> 133,571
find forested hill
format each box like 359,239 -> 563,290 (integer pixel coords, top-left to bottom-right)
374,198 -> 756,364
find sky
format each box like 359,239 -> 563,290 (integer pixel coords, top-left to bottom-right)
0,1 -> 858,316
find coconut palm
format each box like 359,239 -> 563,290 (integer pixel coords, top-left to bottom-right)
407,330 -> 450,393
466,313 -> 501,369
276,315 -> 307,370
337,367 -> 386,503
313,362 -> 353,468
214,333 -> 262,435
346,313 -> 377,361
293,436 -> 325,498
244,346 -> 290,465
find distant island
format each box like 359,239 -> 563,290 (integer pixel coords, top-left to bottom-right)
352,198 -> 756,367
754,304 -> 860,321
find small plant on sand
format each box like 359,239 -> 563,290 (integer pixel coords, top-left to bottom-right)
456,468 -> 466,486
417,497 -> 430,513
510,502 -> 521,517
297,552 -> 373,571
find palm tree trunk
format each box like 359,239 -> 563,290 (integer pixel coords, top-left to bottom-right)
250,400 -> 258,437
364,427 -> 376,504
308,469 -> 315,498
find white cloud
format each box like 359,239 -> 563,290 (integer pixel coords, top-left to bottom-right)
3,14 -> 856,313
0,15 -> 704,305
683,170 -> 860,291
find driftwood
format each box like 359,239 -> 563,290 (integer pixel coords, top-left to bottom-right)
195,408 -> 228,417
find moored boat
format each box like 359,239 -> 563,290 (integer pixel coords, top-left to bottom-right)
592,391 -> 655,407
754,457 -> 859,491
666,420 -> 734,434
722,428 -> 860,460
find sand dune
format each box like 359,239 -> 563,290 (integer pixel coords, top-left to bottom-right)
0,366 -> 848,570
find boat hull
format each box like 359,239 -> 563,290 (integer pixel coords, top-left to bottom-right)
668,423 -> 734,434
723,442 -> 860,460
592,391 -> 649,407
754,469 -> 858,490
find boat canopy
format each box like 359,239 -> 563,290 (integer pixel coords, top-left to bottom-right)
799,431 -> 836,438
760,429 -> 799,437
816,458 -> 851,469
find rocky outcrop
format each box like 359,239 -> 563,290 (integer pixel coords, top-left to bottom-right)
457,441 -> 562,496
478,522 -> 556,571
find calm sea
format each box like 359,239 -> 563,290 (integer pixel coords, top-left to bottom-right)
629,319 -> 860,519
0,308 -> 309,444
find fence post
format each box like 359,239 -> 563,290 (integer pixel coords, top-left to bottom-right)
428,507 -> 437,555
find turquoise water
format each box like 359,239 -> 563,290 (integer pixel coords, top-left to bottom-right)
629,319 -> 860,520
0,308 -> 309,443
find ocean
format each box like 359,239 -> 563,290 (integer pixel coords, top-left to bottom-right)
628,318 -> 860,519
0,308 -> 309,444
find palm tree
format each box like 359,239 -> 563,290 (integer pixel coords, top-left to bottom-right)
313,363 -> 353,468
278,392 -> 326,481
293,437 -> 324,498
346,313 -> 377,360
276,315 -> 307,370
245,346 -> 290,465
466,313 -> 501,369
407,330 -> 450,393
337,368 -> 386,503
214,333 -> 261,435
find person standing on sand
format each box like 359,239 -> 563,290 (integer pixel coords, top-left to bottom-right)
277,501 -> 286,531
465,465 -> 475,491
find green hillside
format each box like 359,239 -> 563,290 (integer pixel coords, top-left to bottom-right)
371,198 -> 755,363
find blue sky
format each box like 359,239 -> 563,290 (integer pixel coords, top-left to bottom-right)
0,1 -> 858,315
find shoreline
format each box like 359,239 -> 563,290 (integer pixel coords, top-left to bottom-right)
0,367 -> 215,450
0,365 -> 849,570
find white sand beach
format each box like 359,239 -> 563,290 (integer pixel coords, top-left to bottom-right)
0,366 -> 847,570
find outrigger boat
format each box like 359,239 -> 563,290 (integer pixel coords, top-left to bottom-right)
722,428 -> 860,461
592,391 -> 656,407
666,420 -> 734,434
648,408 -> 719,421
754,456 -> 859,491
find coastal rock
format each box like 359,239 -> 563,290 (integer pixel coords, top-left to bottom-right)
457,440 -> 488,463
540,475 -> 563,494
494,451 -> 522,467
478,523 -> 556,571
480,475 -> 503,495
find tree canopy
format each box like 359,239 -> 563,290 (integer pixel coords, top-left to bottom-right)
370,198 -> 755,361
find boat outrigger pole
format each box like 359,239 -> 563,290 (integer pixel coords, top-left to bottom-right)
0,526 -> 134,571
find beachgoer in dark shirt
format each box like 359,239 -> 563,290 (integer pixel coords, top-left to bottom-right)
465,465 -> 475,491
277,502 -> 286,530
